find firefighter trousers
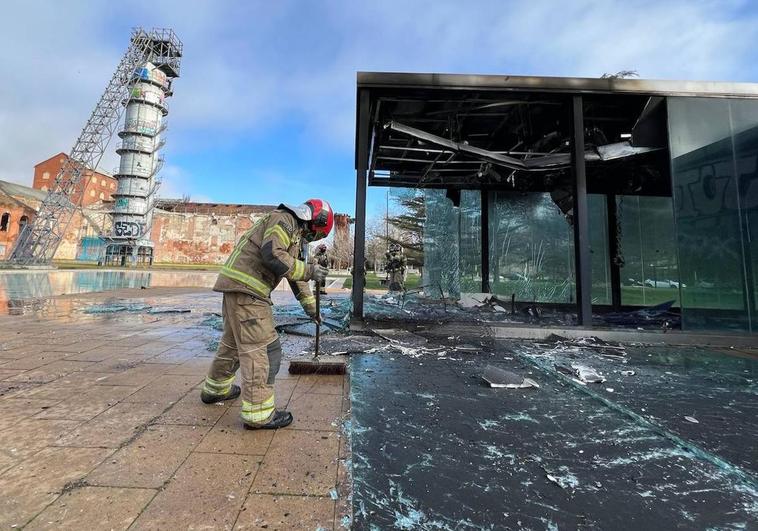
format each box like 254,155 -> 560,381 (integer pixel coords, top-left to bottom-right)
203,292 -> 282,425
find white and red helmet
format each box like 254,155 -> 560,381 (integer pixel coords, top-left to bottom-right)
281,199 -> 334,241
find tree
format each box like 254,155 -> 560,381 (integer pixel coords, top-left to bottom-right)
384,192 -> 425,267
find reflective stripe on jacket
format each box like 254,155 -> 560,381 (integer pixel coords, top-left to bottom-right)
213,209 -> 317,316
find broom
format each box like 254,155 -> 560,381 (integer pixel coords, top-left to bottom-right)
288,287 -> 347,375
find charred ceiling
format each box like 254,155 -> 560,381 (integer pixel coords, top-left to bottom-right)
367,88 -> 671,197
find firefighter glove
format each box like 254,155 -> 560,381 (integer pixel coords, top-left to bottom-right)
310,264 -> 329,283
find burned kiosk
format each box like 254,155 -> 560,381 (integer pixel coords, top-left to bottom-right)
352,73 -> 758,333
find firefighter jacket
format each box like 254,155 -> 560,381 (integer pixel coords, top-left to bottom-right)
213,209 -> 317,318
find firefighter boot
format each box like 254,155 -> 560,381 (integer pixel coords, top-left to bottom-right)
243,410 -> 294,430
201,384 -> 241,404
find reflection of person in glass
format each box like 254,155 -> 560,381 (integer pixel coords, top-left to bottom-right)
314,243 -> 329,295
384,243 -> 406,291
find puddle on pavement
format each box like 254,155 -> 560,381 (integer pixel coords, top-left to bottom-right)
0,270 -> 217,315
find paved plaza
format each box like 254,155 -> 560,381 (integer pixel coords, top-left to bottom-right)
0,288 -> 350,530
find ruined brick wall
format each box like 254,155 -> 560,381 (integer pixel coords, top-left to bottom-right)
0,191 -> 84,261
151,210 -> 265,264
0,201 -> 34,260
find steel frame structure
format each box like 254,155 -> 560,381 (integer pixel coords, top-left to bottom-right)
8,28 -> 182,266
351,72 -> 758,326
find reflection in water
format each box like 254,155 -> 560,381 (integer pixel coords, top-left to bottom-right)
0,270 -> 217,315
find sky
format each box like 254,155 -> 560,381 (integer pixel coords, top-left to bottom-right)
1,0 -> 757,220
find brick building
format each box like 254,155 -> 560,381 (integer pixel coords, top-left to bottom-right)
32,153 -> 117,206
1,153 -> 347,265
0,180 -> 90,260
0,178 -> 277,264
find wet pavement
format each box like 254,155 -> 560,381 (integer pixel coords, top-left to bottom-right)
0,287 -> 351,530
2,271 -> 756,529
350,334 -> 757,530
0,270 -> 219,316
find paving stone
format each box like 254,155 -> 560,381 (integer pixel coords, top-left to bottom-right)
155,392 -> 230,426
130,452 -> 257,530
165,357 -> 211,376
33,386 -> 139,421
234,494 -> 335,530
56,401 -> 167,448
195,407 -> 274,455
123,374 -> 201,404
0,349 -> 31,361
0,418 -> 80,467
275,358 -> 298,380
87,424 -> 208,488
252,430 -> 339,496
82,353 -> 156,372
5,360 -> 95,384
63,345 -> 132,362
0,446 -> 113,529
148,347 -> 204,364
0,368 -> 27,381
41,341 -> 105,354
93,363 -> 175,387
292,374 -> 344,398
0,398 -> 63,431
1,352 -> 70,371
275,378 -> 298,408
287,392 -> 343,431
129,341 -> 180,357
24,486 -> 156,531
10,371 -> 119,400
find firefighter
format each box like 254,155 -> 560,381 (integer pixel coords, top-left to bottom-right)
314,243 -> 329,295
385,243 -> 406,291
200,199 -> 332,429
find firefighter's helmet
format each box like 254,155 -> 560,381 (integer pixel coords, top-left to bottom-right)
280,199 -> 334,242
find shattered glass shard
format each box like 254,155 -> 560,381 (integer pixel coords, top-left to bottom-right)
482,365 -> 540,389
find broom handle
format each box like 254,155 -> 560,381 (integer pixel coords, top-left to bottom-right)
314,288 -> 321,358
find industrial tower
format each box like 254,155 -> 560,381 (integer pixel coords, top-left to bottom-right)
7,28 -> 182,266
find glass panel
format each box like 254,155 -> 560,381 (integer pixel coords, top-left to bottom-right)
588,194 -> 611,305
617,196 -> 680,307
377,188 -> 483,301
488,192 -> 575,303
459,191 -> 482,293
727,99 -> 758,325
668,97 -> 750,332
422,190 -> 460,298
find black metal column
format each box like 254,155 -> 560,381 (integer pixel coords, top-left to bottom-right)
572,96 -> 592,325
607,194 -> 622,309
352,89 -> 370,319
481,189 -> 490,293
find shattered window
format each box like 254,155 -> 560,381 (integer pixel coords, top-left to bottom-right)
617,195 -> 679,307
378,188 -> 482,301
488,192 -> 575,303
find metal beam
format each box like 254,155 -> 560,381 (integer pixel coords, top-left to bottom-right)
386,121 -> 570,172
352,89 -> 370,320
607,194 -> 622,310
572,96 -> 592,326
481,190 -> 490,293
358,71 -> 758,99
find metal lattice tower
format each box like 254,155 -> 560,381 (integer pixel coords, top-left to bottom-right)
8,28 -> 182,266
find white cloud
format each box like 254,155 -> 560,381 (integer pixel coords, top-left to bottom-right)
0,0 -> 756,194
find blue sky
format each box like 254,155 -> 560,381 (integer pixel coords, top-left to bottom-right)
1,0 -> 758,220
